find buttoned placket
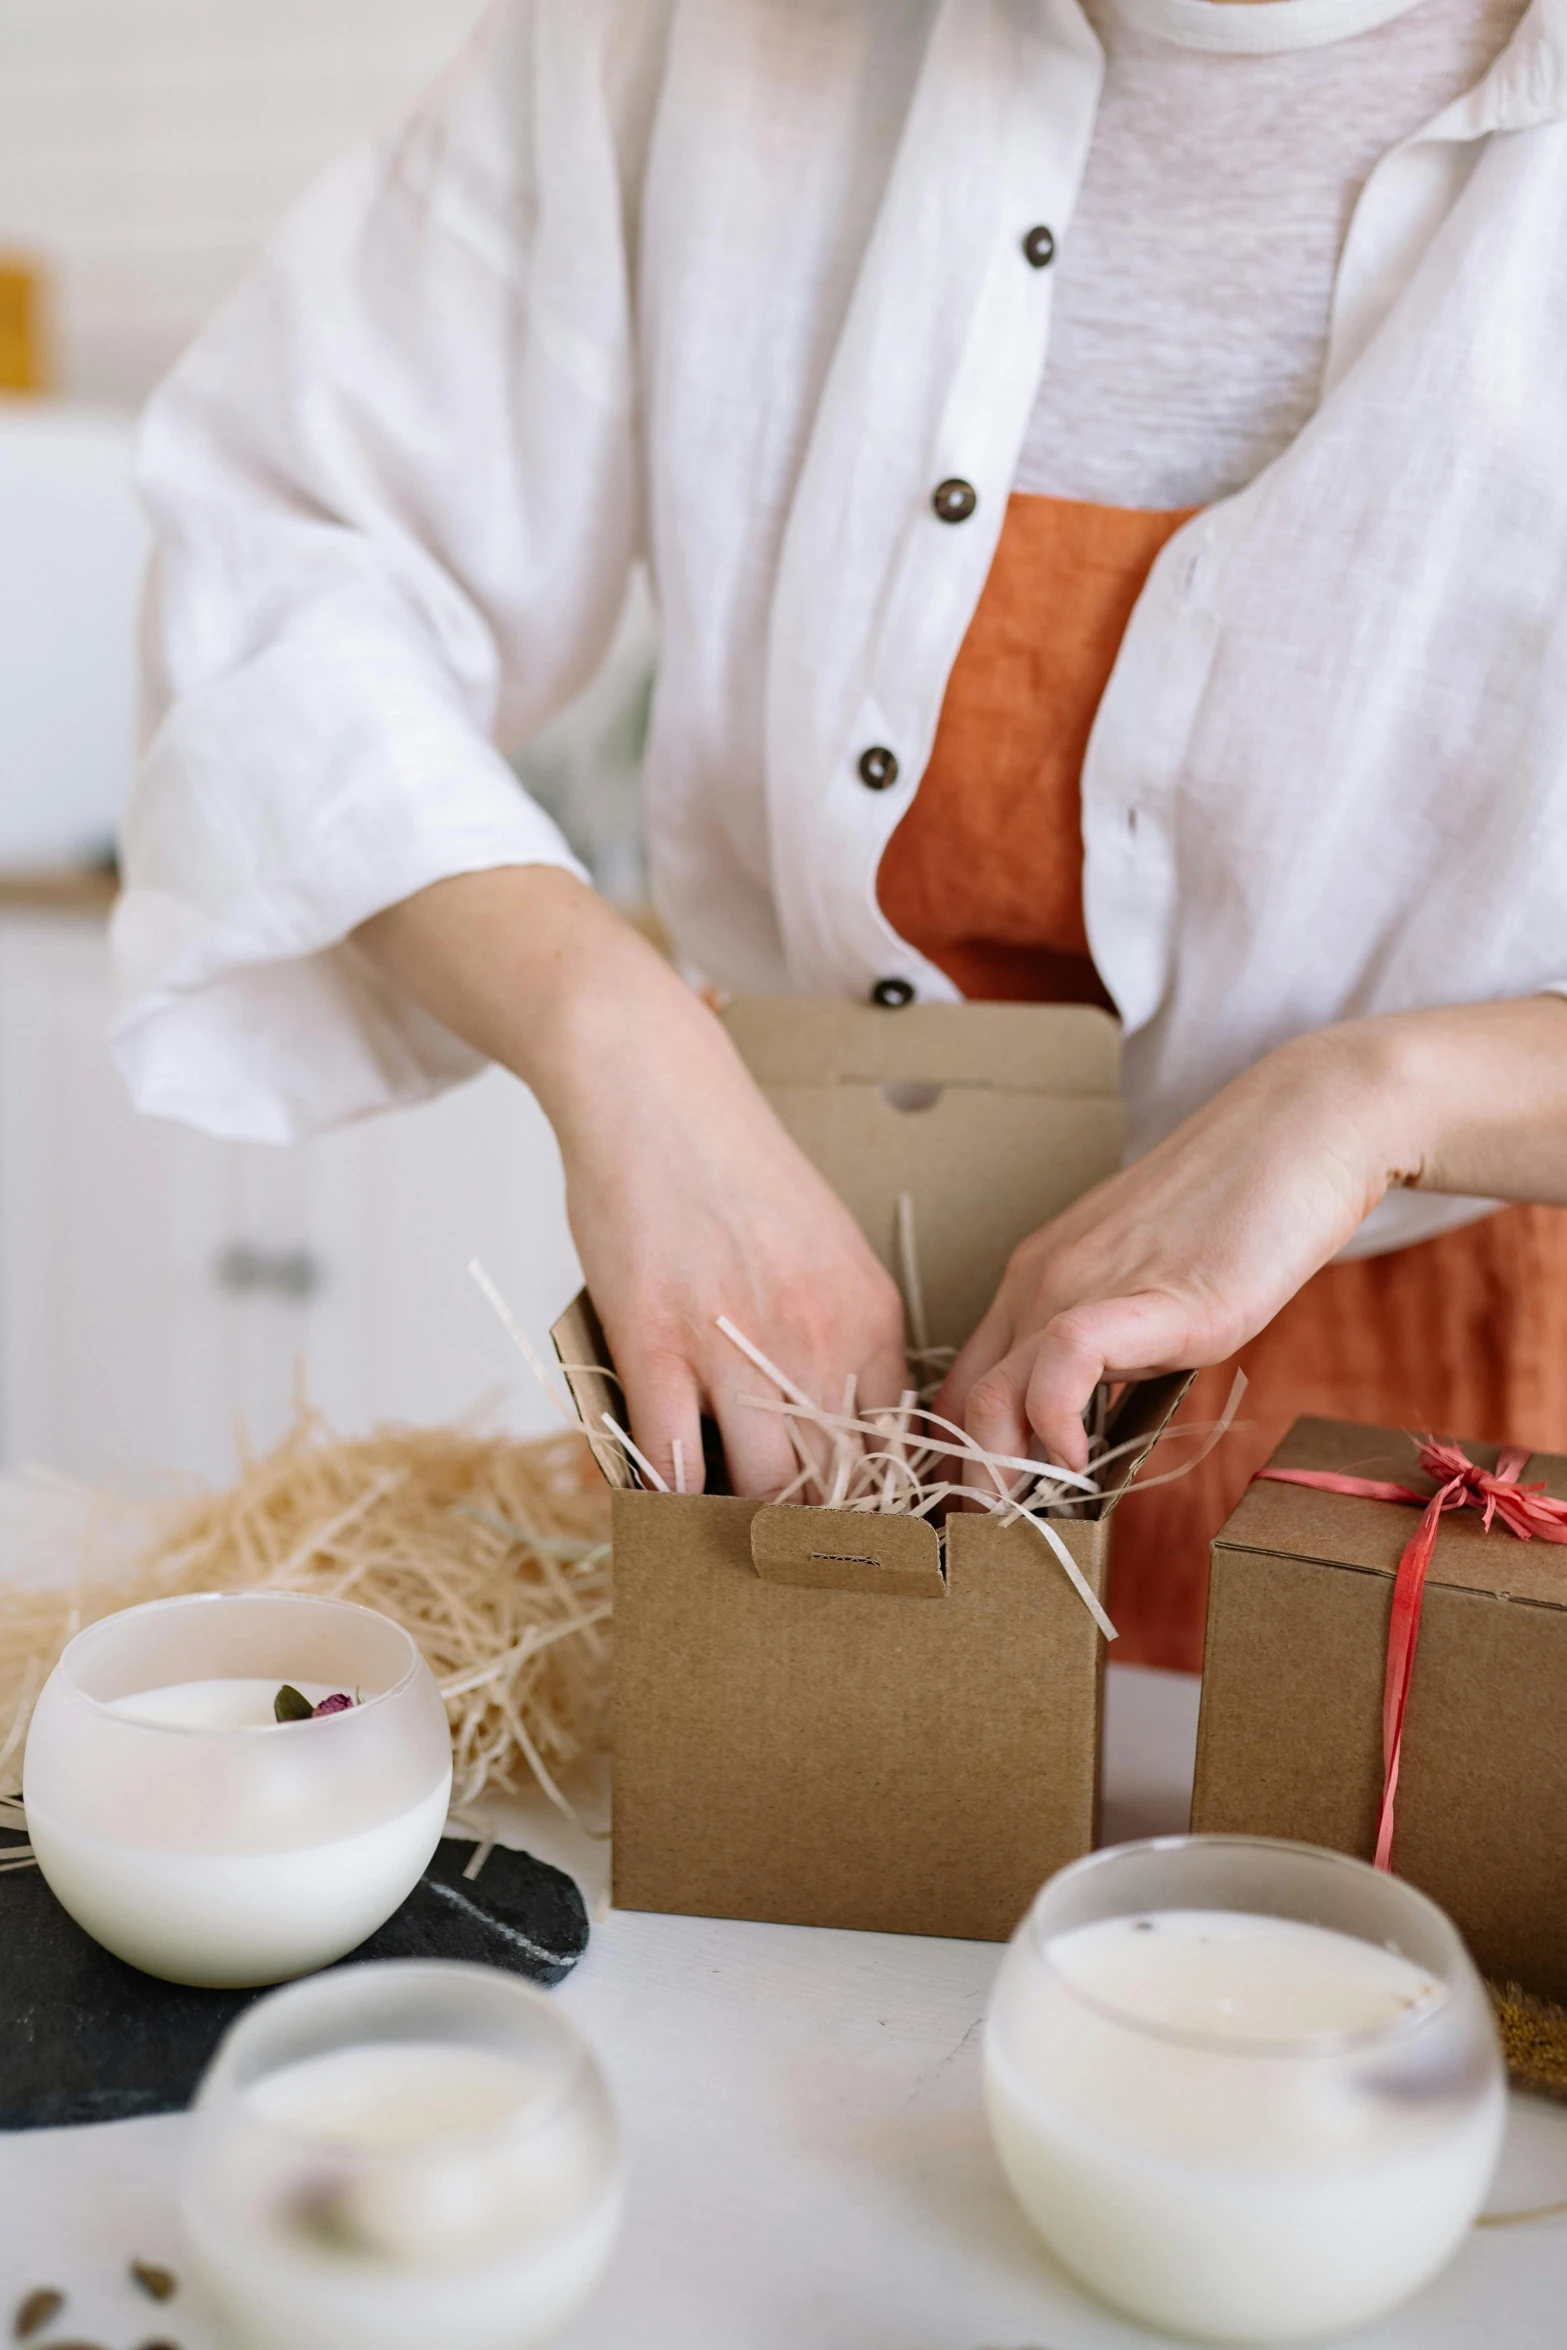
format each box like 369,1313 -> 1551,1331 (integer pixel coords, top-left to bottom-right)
773,0 -> 1567,1024
764,0 -> 1107,1009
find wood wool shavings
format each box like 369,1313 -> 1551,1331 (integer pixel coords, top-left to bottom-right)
468,1237 -> 1243,1653
1489,1982 -> 1567,2109
0,1410 -> 612,1832
706,1315 -> 1246,1646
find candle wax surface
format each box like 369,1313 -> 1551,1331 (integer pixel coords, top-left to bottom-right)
187,2041 -> 622,2350
985,1905 -> 1505,2344
1049,1909 -> 1443,2045
250,2042 -> 549,2149
110,1679 -> 349,1729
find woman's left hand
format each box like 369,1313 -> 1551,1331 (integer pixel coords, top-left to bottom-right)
937,1022 -> 1407,1475
940,992 -> 1567,1473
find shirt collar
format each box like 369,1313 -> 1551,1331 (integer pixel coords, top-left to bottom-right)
1416,0 -> 1567,135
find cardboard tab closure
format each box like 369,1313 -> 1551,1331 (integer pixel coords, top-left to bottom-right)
750,1506 -> 946,1599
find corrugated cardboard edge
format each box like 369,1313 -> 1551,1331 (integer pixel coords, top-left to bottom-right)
551,1293 -> 638,1491
1094,1372 -> 1197,1518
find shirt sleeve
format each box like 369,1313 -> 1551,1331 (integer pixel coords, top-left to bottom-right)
111,0 -> 666,1143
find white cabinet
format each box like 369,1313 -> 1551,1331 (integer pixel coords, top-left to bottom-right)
0,911 -> 581,1485
0,407 -> 148,865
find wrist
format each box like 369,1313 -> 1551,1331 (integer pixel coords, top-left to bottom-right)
356,864 -> 698,1110
525,917 -> 726,1141
1290,1015 -> 1435,1200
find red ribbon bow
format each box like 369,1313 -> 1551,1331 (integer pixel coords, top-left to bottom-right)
1256,1439 -> 1567,1870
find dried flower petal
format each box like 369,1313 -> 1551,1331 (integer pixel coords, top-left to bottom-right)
273,1685 -> 314,1723
291,2178 -> 370,2254
129,2262 -> 177,2304
311,1693 -> 354,1718
13,2288 -> 64,2340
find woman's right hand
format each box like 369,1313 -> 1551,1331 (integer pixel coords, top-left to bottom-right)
356,867 -> 909,1495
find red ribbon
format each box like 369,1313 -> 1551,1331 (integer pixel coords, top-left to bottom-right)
1255,1440 -> 1567,1871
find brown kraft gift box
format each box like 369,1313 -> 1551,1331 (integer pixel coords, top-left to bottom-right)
1193,1416 -> 1567,2001
555,997 -> 1189,1943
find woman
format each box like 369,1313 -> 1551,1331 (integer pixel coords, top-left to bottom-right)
116,0 -> 1567,1666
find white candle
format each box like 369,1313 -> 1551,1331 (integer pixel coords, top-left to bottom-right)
27,1775 -> 450,1989
24,1595 -> 453,1987
986,1904 -> 1505,2343
182,1969 -> 623,2350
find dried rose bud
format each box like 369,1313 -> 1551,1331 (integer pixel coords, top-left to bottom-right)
273,1685 -> 314,1723
312,1694 -> 355,1717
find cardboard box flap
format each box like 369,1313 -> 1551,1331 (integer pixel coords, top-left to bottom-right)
1217,1417 -> 1567,1607
751,1505 -> 945,1598
1092,1371 -> 1197,1519
553,1294 -> 732,1493
722,997 -> 1120,1093
721,999 -> 1125,1352
551,1293 -> 638,1492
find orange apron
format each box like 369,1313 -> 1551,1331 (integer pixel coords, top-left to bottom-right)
879,492 -> 1567,1671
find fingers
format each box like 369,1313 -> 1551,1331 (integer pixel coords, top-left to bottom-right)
933,1301 -> 1015,1438
1025,1291 -> 1199,1465
961,1347 -> 1041,1481
619,1347 -> 709,1495
712,1377 -> 822,1501
856,1321 -> 916,1420
716,1327 -> 911,1501
622,1314 -> 911,1503
970,1289 -> 1203,1477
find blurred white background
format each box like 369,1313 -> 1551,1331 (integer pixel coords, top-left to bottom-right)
0,0 -> 655,1487
0,0 -> 488,406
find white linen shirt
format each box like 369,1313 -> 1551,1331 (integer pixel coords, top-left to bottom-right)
115,0 -> 1567,1255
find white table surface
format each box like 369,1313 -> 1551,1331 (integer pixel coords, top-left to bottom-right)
3,1661 -> 1564,2349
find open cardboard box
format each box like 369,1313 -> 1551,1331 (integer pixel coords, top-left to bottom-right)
555,999 -> 1189,1943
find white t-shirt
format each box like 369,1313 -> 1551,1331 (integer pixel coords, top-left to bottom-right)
1015,0 -> 1527,509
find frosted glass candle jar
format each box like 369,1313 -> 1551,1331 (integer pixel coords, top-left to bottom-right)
181,1961 -> 623,2350
985,1837 -> 1505,2344
23,1593 -> 452,1986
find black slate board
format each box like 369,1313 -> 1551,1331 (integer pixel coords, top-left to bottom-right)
0,1837 -> 589,2131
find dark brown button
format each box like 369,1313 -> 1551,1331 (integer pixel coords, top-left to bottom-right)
858,746 -> 900,791
871,978 -> 916,1009
1023,224 -> 1057,270
933,478 -> 978,525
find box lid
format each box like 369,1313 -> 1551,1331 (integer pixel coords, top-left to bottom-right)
1217,1417 -> 1567,1609
722,996 -> 1120,1092
722,998 -> 1122,1353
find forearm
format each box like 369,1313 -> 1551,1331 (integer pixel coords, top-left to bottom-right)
354,864 -> 907,1495
943,991 -> 1567,1470
1342,995 -> 1567,1207
353,866 -> 745,1142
